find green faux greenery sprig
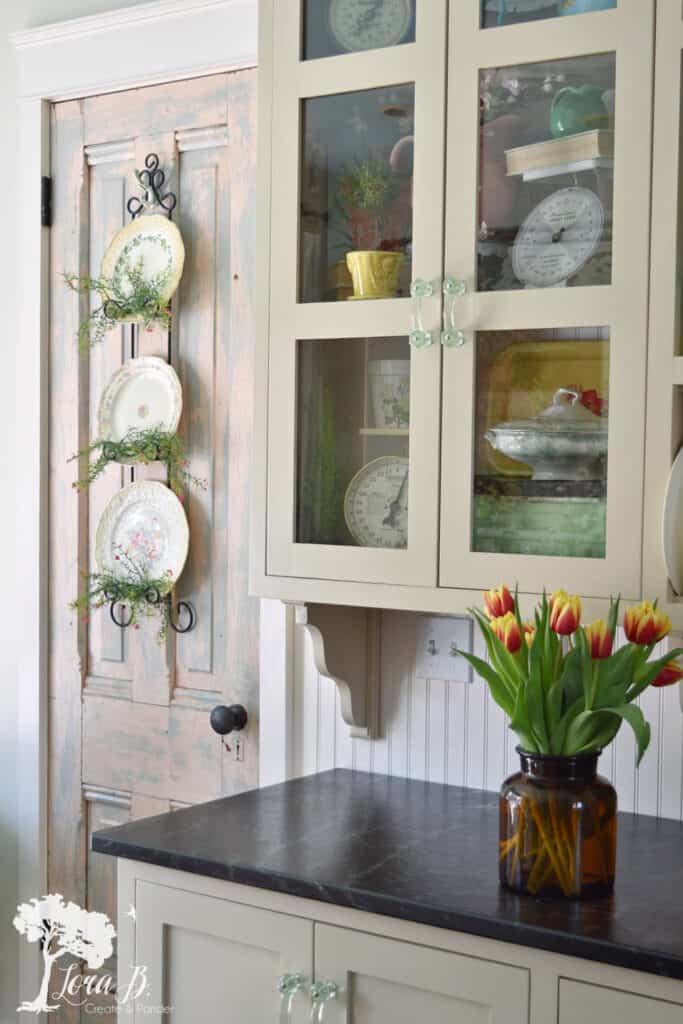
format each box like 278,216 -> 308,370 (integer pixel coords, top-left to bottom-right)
64,261 -> 172,351
72,546 -> 175,641
338,156 -> 396,212
69,427 -> 207,498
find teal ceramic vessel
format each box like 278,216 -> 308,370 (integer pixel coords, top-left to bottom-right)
558,0 -> 616,15
550,85 -> 609,138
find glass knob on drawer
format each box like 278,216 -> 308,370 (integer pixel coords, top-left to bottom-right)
278,973 -> 305,1023
409,278 -> 434,349
441,276 -> 467,348
309,981 -> 339,1022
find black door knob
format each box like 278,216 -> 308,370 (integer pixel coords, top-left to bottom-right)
210,704 -> 248,737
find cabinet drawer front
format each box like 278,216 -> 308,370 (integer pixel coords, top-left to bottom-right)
559,979 -> 683,1023
314,924 -> 528,1023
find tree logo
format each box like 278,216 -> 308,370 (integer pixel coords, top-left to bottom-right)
14,894 -> 116,1014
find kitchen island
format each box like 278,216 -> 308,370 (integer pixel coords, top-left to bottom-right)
94,769 -> 683,1022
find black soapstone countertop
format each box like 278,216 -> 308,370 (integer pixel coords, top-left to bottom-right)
92,769 -> 683,980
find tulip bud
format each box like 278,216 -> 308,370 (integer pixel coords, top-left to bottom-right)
651,660 -> 683,688
584,619 -> 613,659
623,601 -> 671,645
490,612 -> 522,654
549,590 -> 582,636
483,584 -> 514,620
523,622 -> 536,649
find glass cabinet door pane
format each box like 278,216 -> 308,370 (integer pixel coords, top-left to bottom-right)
304,0 -> 416,60
300,85 -> 415,302
480,0 -> 616,29
472,329 -> 609,558
297,337 -> 411,548
478,53 -> 615,291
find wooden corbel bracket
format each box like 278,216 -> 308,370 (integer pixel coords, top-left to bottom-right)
293,603 -> 381,738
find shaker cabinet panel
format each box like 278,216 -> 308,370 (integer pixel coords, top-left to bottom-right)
314,923 -> 529,1023
134,882 -> 313,1023
559,979 -> 683,1024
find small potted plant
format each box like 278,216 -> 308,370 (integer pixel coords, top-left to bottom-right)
457,586 -> 683,899
337,156 -> 403,300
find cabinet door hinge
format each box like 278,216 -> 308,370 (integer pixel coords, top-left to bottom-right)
41,176 -> 52,228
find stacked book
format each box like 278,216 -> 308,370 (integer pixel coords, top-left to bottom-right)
505,129 -> 614,178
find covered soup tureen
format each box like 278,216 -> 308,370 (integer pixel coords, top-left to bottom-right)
484,387 -> 607,481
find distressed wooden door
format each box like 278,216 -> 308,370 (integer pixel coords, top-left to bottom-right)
48,72 -> 258,1017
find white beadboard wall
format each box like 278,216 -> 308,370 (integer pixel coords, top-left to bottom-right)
292,611 -> 683,821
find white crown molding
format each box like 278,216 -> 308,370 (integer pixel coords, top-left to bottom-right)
10,0 -> 249,47
11,0 -> 257,101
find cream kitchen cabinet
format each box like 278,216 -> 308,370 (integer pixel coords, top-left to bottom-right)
644,0 -> 683,635
313,923 -> 529,1023
130,880 -> 313,1021
252,0 -> 661,620
116,858 -> 683,1024
558,979 -> 683,1024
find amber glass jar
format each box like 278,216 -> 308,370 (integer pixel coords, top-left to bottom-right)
500,749 -> 617,899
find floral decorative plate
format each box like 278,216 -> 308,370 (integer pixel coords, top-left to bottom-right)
97,357 -> 182,454
95,480 -> 189,584
100,214 -> 185,309
662,448 -> 683,596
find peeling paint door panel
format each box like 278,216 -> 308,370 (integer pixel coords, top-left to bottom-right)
48,72 -> 258,1021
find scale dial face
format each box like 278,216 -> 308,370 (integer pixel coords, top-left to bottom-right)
512,187 -> 605,288
344,456 -> 409,548
329,0 -> 412,52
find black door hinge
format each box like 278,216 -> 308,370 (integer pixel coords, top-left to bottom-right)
41,176 -> 52,228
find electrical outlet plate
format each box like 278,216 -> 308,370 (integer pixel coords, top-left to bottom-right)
414,616 -> 474,682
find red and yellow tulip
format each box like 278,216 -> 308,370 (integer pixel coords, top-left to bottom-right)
549,590 -> 582,636
623,601 -> 671,646
523,622 -> 536,649
651,660 -> 683,688
584,619 -> 613,659
490,611 -> 522,654
483,584 -> 515,620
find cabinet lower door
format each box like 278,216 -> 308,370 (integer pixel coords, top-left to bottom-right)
134,882 -> 313,1023
559,980 -> 682,1023
314,924 -> 528,1023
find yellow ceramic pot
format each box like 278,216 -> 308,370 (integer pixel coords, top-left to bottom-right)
346,251 -> 405,300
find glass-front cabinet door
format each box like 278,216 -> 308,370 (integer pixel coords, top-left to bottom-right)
267,0 -> 447,585
440,0 -> 653,598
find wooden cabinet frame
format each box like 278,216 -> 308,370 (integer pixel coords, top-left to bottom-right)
252,0 -> 658,620
265,0 -> 447,587
644,0 -> 683,641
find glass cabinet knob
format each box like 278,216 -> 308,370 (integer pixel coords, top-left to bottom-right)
442,276 -> 467,348
279,973 -> 305,1023
409,278 -> 435,349
309,981 -> 339,1022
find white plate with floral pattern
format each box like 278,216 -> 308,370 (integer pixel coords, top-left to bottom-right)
100,213 -> 185,311
97,356 -> 182,449
662,447 -> 683,596
96,480 -> 189,584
